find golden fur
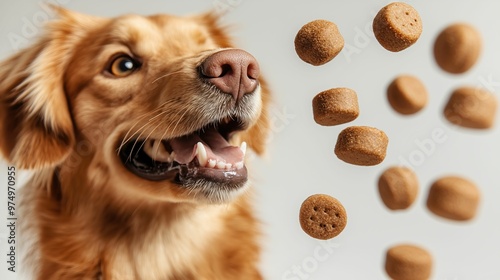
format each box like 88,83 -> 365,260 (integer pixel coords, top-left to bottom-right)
0,7 -> 270,280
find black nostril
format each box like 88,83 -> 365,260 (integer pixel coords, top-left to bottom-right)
219,64 -> 232,77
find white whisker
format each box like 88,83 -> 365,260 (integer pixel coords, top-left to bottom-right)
117,100 -> 177,155
123,102 -> 193,162
152,69 -> 185,84
143,120 -> 167,159
155,104 -> 192,145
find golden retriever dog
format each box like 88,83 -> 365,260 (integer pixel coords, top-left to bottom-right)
0,7 -> 270,280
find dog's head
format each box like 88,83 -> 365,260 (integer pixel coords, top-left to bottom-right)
0,8 -> 270,204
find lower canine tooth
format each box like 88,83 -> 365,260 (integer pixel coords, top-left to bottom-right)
143,139 -> 170,162
153,140 -> 171,162
143,140 -> 155,158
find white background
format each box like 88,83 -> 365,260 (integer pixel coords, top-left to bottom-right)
1,0 -> 500,279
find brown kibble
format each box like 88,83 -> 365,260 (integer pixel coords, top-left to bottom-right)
378,166 -> 419,210
426,176 -> 480,221
385,244 -> 433,280
373,2 -> 423,52
443,86 -> 497,129
312,88 -> 359,126
434,23 -> 482,74
387,75 -> 428,115
334,126 -> 388,166
294,19 -> 344,66
299,194 -> 347,240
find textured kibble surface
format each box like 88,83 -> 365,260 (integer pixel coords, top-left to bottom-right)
373,2 -> 422,52
443,86 -> 497,129
294,19 -> 344,66
387,75 -> 428,115
334,126 -> 389,166
434,23 -> 482,74
378,166 -> 419,210
426,176 -> 481,221
312,88 -> 359,126
385,244 -> 433,280
299,194 -> 347,240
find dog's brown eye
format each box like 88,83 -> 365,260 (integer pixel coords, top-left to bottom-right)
109,56 -> 139,77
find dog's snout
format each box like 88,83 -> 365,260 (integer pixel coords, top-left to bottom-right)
200,49 -> 260,102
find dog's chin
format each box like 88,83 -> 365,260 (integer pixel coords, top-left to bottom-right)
176,177 -> 251,204
117,115 -> 252,204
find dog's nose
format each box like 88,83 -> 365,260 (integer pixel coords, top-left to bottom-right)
200,49 -> 260,102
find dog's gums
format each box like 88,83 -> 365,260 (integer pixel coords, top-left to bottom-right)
119,116 -> 248,185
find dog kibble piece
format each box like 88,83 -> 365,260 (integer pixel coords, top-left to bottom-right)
443,86 -> 497,129
299,194 -> 347,240
378,166 -> 419,210
334,126 -> 388,166
387,75 -> 428,115
426,176 -> 480,221
385,244 -> 433,280
294,19 -> 344,66
312,88 -> 359,126
373,2 -> 422,52
434,23 -> 482,74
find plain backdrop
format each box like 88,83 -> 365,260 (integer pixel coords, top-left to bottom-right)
1,1 -> 499,279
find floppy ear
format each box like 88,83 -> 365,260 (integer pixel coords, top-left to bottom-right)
0,7 -> 101,169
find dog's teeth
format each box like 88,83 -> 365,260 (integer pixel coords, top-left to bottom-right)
208,159 -> 216,168
153,140 -> 171,162
196,142 -> 208,167
142,140 -> 155,158
240,141 -> 247,157
225,163 -> 232,170
216,160 -> 226,169
235,161 -> 244,170
207,159 -> 217,168
143,139 -> 170,162
169,151 -> 176,162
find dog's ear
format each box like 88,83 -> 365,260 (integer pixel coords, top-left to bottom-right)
0,7 -> 101,169
240,79 -> 271,156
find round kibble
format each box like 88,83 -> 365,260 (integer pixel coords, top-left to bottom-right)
426,176 -> 480,221
385,244 -> 433,280
312,88 -> 359,126
373,2 -> 423,52
443,86 -> 497,129
294,19 -> 344,66
378,166 -> 419,210
387,75 -> 428,115
434,23 -> 482,74
334,126 -> 388,166
299,194 -> 347,240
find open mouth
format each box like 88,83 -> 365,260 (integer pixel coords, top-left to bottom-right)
119,116 -> 248,186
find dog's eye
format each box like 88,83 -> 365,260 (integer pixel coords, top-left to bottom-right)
108,56 -> 139,77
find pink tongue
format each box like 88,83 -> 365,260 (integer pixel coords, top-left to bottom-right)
168,127 -> 243,165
